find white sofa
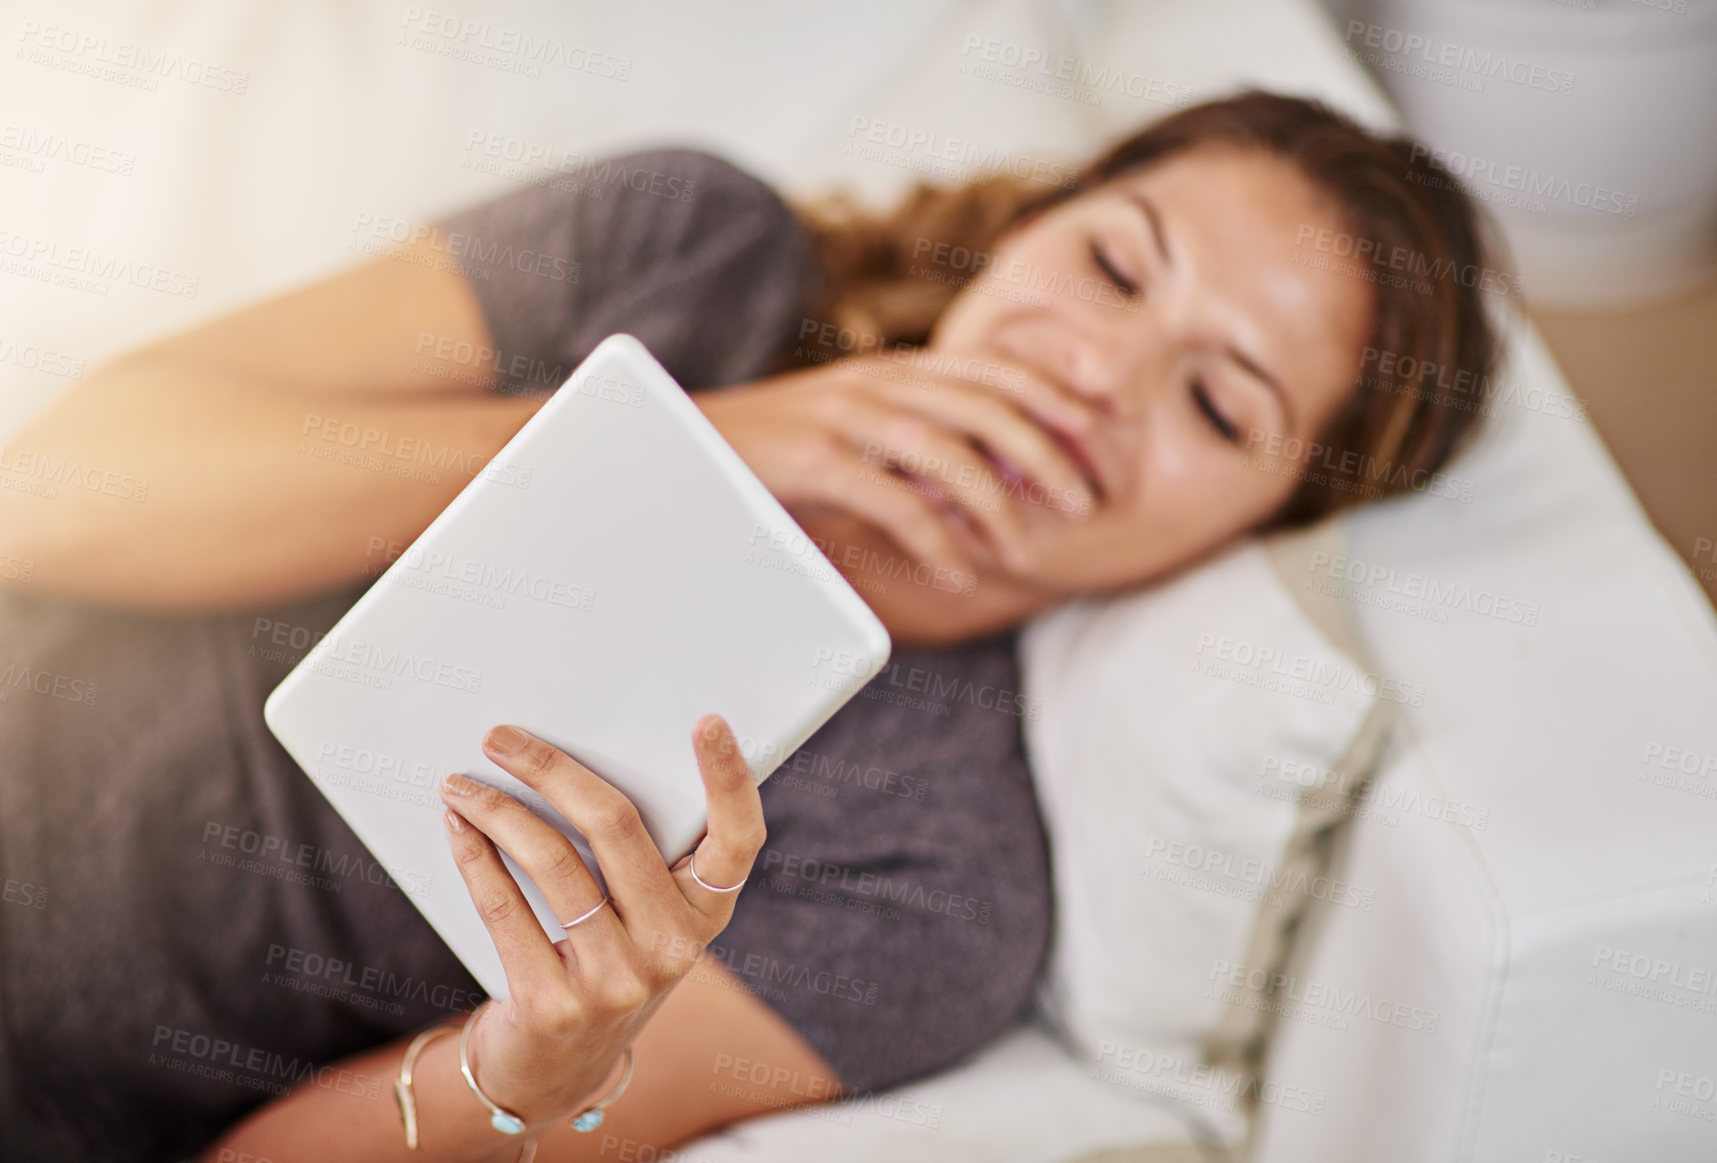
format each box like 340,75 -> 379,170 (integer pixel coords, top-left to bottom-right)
5,1 -> 1714,1159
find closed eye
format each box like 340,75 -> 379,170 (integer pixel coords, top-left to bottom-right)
1088,238 -> 1139,297
1193,379 -> 1241,444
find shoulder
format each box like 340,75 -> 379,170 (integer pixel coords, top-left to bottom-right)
565,149 -> 823,387
581,148 -> 786,213
437,147 -> 821,390
572,148 -> 808,274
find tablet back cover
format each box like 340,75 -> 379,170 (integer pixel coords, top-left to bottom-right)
264,334 -> 890,998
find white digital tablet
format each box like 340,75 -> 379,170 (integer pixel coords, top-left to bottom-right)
264,333 -> 890,999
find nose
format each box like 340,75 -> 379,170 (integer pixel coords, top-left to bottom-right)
1049,326 -> 1142,420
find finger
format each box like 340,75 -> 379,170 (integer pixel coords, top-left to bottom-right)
833,393 -> 1036,570
883,345 -> 1103,439
440,803 -> 564,995
947,352 -> 1133,506
795,446 -> 980,585
862,406 -> 1038,569
895,348 -> 1120,502
438,772 -> 611,939
876,373 -> 1098,516
849,351 -> 1098,504
482,726 -> 682,931
672,715 -> 766,926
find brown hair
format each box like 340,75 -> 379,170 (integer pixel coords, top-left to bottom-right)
783,89 -> 1512,531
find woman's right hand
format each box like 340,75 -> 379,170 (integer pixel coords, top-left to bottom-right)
696,351 -> 1103,583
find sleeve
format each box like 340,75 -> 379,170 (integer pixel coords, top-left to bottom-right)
709,638 -> 1055,1096
435,148 -> 823,393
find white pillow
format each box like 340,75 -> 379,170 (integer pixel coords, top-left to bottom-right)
1019,518 -> 1393,1147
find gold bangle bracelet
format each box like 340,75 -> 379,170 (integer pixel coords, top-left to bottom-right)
394,1023 -> 458,1149
395,1020 -> 538,1161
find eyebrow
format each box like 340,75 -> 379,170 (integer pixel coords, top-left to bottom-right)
1124,188 -> 1297,435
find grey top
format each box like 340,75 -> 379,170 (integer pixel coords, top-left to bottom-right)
0,150 -> 1052,1163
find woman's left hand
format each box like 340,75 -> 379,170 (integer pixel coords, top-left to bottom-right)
437,713 -> 765,1127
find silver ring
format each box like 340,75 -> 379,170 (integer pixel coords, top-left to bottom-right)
687,848 -> 746,894
560,896 -> 610,929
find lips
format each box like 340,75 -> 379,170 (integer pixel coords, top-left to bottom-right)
978,421 -> 1106,516
978,336 -> 1113,503
993,415 -> 1109,508
1039,421 -> 1108,505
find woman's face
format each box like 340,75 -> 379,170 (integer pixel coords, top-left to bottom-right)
929,143 -> 1374,595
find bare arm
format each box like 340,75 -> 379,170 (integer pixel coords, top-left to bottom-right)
200,718 -> 840,1163
0,221 -> 1081,642
0,235 -> 542,611
200,953 -> 842,1163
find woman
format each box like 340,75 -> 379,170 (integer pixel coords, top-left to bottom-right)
0,91 -> 1504,1161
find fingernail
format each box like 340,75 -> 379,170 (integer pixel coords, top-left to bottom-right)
485,725 -> 527,755
443,771 -> 478,796
444,805 -> 465,832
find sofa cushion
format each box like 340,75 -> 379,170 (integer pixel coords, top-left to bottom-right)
1018,515 -> 1394,1147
